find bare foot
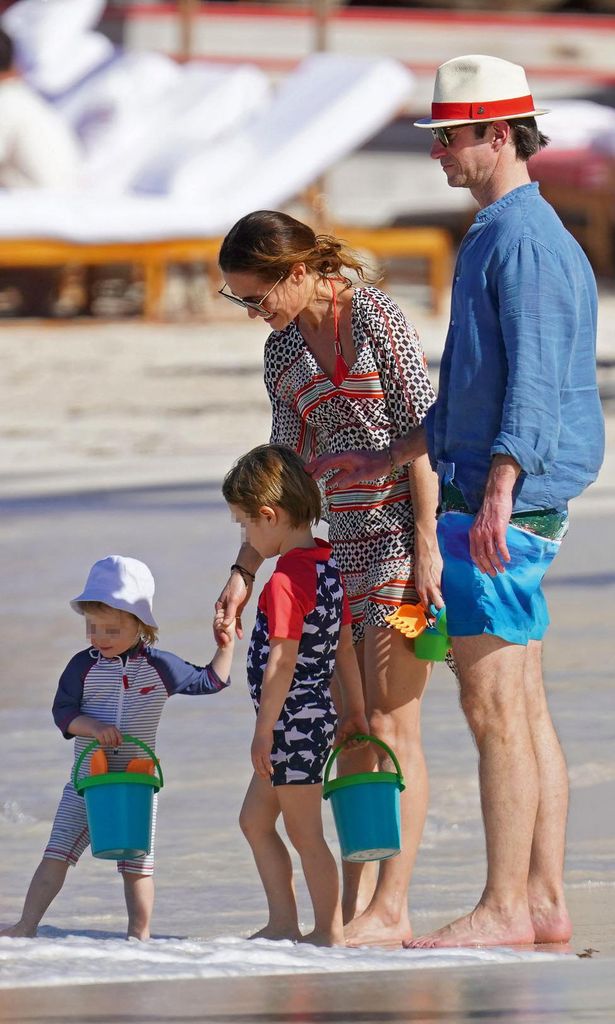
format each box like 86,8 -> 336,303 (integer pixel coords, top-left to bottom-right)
249,924 -> 301,941
530,900 -> 573,944
299,929 -> 344,947
0,921 -> 37,938
344,908 -> 411,948
404,904 -> 535,949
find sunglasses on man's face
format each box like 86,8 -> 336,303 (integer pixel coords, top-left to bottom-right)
218,273 -> 285,316
431,126 -> 457,148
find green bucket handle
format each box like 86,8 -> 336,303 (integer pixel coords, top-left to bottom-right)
323,734 -> 405,792
73,734 -> 164,793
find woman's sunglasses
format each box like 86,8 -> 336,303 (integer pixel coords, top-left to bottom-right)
218,273 -> 285,316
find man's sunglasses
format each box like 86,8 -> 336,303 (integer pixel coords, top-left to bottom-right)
218,273 -> 285,316
431,126 -> 455,148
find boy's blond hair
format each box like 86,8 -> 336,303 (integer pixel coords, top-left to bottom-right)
78,600 -> 159,646
222,444 -> 321,528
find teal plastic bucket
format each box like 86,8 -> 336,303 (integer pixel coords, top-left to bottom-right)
73,735 -> 163,860
323,735 -> 405,862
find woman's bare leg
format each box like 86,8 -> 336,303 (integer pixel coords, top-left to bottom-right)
239,772 -> 301,941
344,625 -> 430,947
330,643 -> 379,923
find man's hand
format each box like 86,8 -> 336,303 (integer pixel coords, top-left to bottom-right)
469,456 -> 519,575
306,449 -> 390,490
251,728 -> 274,779
214,572 -> 252,644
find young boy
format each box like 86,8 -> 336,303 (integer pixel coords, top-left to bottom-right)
221,444 -> 368,946
1,555 -> 232,941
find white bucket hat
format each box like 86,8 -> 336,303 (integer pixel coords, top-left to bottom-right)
70,555 -> 158,628
414,54 -> 549,129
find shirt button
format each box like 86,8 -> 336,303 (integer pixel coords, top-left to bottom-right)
450,319 -> 455,326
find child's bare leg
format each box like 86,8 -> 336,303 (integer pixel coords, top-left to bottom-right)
278,784 -> 344,947
0,857 -> 69,937
122,872 -> 154,940
240,772 -> 301,941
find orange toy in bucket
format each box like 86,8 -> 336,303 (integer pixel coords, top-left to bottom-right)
126,757 -> 156,775
89,749 -> 108,775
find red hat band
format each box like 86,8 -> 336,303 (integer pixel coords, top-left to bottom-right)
431,95 -> 535,121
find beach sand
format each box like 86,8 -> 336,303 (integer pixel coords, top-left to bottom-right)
0,292 -> 614,1021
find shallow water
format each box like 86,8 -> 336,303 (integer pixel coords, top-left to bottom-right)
0,483 -> 613,989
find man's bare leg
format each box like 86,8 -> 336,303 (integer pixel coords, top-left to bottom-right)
0,858 -> 69,937
344,626 -> 430,947
408,634 -> 537,948
524,640 -> 572,943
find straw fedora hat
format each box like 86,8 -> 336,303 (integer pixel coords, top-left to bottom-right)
414,54 -> 549,129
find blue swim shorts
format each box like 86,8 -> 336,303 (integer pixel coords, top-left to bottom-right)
437,512 -> 562,645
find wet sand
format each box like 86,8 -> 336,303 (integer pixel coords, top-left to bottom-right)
0,956 -> 613,1023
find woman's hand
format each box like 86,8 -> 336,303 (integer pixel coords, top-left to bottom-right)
414,527 -> 444,611
214,573 -> 252,644
306,449 -> 389,490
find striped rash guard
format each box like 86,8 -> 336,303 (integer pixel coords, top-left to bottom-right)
53,643 -> 229,773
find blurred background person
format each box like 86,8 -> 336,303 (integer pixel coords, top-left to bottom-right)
0,26 -> 82,316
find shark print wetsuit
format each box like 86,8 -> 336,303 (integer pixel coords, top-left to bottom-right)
247,539 -> 352,787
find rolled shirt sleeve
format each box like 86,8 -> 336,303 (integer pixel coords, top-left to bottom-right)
490,236 -> 575,477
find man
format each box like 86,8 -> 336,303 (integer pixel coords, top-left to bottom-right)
308,54 -> 604,947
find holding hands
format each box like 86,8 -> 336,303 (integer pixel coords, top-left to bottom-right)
214,570 -> 253,646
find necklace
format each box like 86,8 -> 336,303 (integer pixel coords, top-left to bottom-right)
329,279 -> 349,387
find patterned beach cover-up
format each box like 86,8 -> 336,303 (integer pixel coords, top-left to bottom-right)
264,286 -> 436,643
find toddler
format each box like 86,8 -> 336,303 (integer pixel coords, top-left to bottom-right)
221,444 -> 368,946
1,555 -> 232,940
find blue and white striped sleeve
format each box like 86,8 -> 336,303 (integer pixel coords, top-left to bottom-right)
143,647 -> 230,696
52,650 -> 93,738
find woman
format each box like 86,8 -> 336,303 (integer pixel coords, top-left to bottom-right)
215,210 -> 442,947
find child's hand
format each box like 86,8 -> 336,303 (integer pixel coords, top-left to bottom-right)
334,710 -> 370,749
213,610 -> 235,649
251,728 -> 273,780
91,721 -> 124,747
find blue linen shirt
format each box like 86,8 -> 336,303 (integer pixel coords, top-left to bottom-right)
424,183 -> 604,513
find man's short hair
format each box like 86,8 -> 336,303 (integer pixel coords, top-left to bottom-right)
0,29 -> 15,73
223,444 -> 321,528
474,117 -> 549,161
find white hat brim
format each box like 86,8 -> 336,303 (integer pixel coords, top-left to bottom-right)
70,592 -> 158,629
